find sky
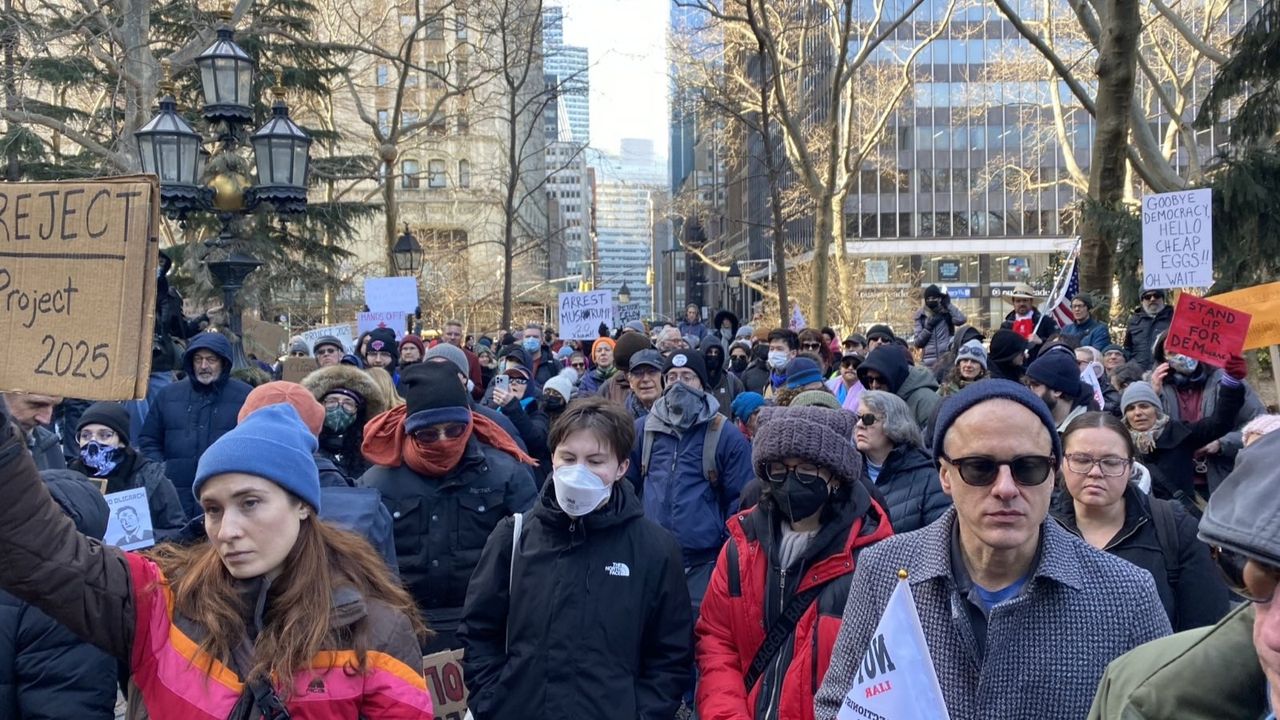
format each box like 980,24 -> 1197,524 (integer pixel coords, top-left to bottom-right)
554,0 -> 669,160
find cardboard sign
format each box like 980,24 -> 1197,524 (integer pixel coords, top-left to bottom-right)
558,290 -> 613,339
1166,293 -> 1251,367
241,316 -> 288,361
299,323 -> 355,355
422,649 -> 468,720
357,311 -> 407,338
0,177 -> 159,400
104,487 -> 154,551
1207,281 -> 1280,350
616,301 -> 643,325
1142,188 -> 1213,290
282,356 -> 319,383
364,276 -> 418,312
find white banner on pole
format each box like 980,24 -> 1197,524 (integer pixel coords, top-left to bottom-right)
1141,188 -> 1213,290
837,577 -> 950,720
364,276 -> 419,312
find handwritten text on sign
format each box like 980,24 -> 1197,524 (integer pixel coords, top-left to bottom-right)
0,178 -> 158,400
422,650 -> 468,720
558,290 -> 613,339
1142,188 -> 1213,290
1166,293 -> 1251,368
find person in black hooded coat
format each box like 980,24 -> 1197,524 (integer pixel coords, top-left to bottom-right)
699,335 -> 744,416
711,310 -> 740,350
0,470 -> 116,720
740,344 -> 771,395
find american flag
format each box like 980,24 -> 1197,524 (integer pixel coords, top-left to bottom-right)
1044,254 -> 1080,328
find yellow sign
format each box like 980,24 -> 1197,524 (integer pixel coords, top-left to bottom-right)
1207,281 -> 1280,350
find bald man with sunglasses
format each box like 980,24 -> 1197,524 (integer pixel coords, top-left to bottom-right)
816,380 -> 1169,720
1088,428 -> 1280,720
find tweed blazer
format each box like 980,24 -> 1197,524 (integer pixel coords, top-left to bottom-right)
814,509 -> 1171,720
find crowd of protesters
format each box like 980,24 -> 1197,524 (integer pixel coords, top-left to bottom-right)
0,283 -> 1277,720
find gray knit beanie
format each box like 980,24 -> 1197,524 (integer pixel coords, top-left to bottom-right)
955,339 -> 988,371
425,343 -> 470,379
751,406 -> 862,485
1121,381 -> 1163,415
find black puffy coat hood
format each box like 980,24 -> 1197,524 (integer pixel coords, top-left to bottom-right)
713,310 -> 740,337
858,346 -> 911,393
40,469 -> 109,539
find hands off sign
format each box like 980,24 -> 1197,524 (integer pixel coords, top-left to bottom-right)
0,177 -> 158,400
1142,188 -> 1212,290
1166,293 -> 1251,368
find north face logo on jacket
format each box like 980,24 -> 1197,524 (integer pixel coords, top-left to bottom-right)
604,562 -> 630,577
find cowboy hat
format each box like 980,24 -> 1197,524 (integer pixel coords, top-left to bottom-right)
1004,283 -> 1040,304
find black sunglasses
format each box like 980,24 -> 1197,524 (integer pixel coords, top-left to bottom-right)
1212,546 -> 1280,603
939,454 -> 1055,487
854,413 -> 879,427
801,342 -> 823,350
1141,293 -> 1162,301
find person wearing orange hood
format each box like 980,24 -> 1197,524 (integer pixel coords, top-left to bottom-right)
359,361 -> 538,652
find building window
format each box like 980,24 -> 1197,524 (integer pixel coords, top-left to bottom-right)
401,159 -> 420,189
376,64 -> 389,86
456,12 -> 469,39
428,159 -> 447,188
426,15 -> 445,39
377,109 -> 390,135
402,111 -> 418,129
458,160 -> 471,187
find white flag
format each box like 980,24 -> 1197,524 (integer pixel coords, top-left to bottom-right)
837,577 -> 950,720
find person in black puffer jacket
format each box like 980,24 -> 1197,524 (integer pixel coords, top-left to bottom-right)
69,402 -> 187,540
0,470 -> 116,720
459,397 -> 692,719
1051,412 -> 1227,632
853,390 -> 951,532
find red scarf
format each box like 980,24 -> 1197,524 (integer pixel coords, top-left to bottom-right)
362,405 -> 536,476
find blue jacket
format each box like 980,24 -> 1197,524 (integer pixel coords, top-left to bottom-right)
1061,317 -> 1111,351
625,394 -> 753,565
136,333 -> 252,516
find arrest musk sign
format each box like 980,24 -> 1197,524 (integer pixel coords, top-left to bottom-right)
0,176 -> 159,400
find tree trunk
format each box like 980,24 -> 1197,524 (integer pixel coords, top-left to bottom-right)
1082,0 -> 1140,305
383,174 -> 399,274
810,202 -> 835,328
756,42 -> 789,330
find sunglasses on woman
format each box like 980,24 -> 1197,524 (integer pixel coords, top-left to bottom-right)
854,413 -> 880,427
939,454 -> 1055,486
1211,546 -> 1280,603
801,342 -> 822,350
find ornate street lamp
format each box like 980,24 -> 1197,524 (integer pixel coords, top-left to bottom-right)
726,261 -> 742,291
617,281 -> 631,304
134,6 -> 311,369
393,224 -> 424,276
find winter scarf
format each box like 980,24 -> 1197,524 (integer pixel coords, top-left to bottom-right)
1130,416 -> 1171,455
362,404 -> 536,476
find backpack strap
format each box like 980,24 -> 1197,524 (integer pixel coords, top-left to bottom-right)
1149,500 -> 1181,590
703,414 -> 725,488
505,512 -> 524,654
639,416 -> 658,478
743,581 -> 828,691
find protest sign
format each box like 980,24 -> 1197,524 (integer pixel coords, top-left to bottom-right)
1207,281 -> 1280,350
1142,188 -> 1213,290
358,311 -> 408,339
558,290 -> 613,339
364,277 -> 418,313
1166,293 -> 1251,368
282,357 -> 319,383
104,488 -> 154,551
242,316 -> 288,360
616,302 -> 643,326
0,176 -> 159,400
422,649 -> 468,720
299,323 -> 355,354
837,575 -> 950,720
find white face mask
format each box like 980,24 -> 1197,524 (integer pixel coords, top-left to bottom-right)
552,464 -> 612,517
768,350 -> 789,370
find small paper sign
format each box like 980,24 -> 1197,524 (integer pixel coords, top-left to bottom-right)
357,311 -> 408,338
282,356 -> 319,383
104,487 -> 154,551
364,276 -> 419,313
1165,293 -> 1251,368
422,649 -> 468,720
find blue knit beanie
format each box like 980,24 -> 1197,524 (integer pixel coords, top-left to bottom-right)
931,379 -> 1062,462
784,357 -> 824,389
730,391 -> 766,422
193,404 -> 322,512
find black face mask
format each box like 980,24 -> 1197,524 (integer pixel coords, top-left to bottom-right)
543,396 -> 566,412
730,356 -> 748,373
926,299 -> 941,311
768,470 -> 831,523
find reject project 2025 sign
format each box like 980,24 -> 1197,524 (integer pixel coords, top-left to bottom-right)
1142,188 -> 1212,290
0,177 -> 159,400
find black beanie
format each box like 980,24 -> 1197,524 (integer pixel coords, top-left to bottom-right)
77,402 -> 132,445
989,329 -> 1028,364
663,349 -> 710,388
400,361 -> 469,416
1026,347 -> 1083,397
866,324 -> 895,342
365,328 -> 399,359
924,284 -> 944,299
613,332 -> 654,372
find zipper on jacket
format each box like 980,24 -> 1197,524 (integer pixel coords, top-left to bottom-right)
762,566 -> 788,720
1103,516 -> 1147,551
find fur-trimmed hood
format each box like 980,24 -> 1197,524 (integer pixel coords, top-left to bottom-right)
300,364 -> 389,418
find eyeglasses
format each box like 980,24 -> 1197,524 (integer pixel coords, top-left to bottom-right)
855,413 -> 881,427
570,362 -> 586,369
324,397 -> 358,412
801,342 -> 822,350
765,461 -> 825,483
509,377 -> 528,386
316,346 -> 341,356
1064,453 -> 1131,477
940,454 -> 1055,487
862,373 -> 888,389
1141,293 -> 1162,301
78,428 -> 118,444
412,423 -> 469,444
1211,546 -> 1280,603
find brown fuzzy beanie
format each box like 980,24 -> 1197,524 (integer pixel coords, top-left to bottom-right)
613,332 -> 653,372
751,405 -> 862,485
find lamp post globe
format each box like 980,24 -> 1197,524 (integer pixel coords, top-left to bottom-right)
393,224 -> 424,276
248,80 -> 312,214
618,281 -> 631,304
195,8 -> 255,125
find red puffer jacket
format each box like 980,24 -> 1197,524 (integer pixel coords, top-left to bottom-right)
695,491 -> 892,720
